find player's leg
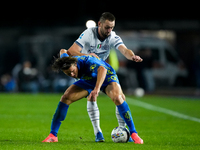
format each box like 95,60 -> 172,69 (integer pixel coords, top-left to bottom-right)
115,93 -> 126,127
42,84 -> 88,142
105,82 -> 143,144
105,82 -> 137,130
115,93 -> 134,142
87,98 -> 104,142
50,84 -> 88,136
74,80 -> 104,142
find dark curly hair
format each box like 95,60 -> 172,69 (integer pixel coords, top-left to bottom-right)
52,56 -> 78,72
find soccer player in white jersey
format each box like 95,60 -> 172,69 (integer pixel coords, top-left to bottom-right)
66,12 -> 143,142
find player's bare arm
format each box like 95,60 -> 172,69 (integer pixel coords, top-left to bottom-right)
68,43 -> 99,58
118,45 -> 143,62
88,66 -> 107,102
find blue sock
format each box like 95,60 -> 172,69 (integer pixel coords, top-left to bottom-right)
50,101 -> 69,137
117,101 -> 137,134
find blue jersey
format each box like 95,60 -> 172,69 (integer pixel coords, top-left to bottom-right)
73,55 -> 119,95
76,55 -> 116,80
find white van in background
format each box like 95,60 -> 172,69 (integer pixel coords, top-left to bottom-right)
116,33 -> 188,91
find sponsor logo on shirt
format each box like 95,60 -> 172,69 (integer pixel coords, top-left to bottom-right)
102,44 -> 109,50
90,64 -> 96,72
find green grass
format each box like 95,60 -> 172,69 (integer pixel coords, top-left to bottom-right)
0,93 -> 200,150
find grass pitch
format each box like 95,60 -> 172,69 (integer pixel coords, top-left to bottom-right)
0,93 -> 200,150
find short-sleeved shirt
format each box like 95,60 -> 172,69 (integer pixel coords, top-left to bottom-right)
73,55 -> 120,95
75,27 -> 124,61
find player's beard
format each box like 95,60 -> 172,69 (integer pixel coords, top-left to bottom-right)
100,28 -> 110,39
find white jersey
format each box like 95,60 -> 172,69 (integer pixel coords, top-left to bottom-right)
75,27 -> 124,61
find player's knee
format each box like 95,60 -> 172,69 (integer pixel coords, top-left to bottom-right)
60,93 -> 73,105
122,94 -> 126,101
112,94 -> 124,105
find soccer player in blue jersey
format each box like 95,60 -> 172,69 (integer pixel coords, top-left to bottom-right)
42,49 -> 143,144
66,12 -> 143,142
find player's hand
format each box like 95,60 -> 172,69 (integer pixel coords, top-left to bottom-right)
132,55 -> 143,62
89,53 -> 99,58
88,88 -> 100,102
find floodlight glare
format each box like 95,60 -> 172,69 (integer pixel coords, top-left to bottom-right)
86,20 -> 96,28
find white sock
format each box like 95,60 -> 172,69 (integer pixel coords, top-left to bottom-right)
116,106 -> 126,127
87,101 -> 102,135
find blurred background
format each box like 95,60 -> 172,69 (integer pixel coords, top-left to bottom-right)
0,3 -> 199,96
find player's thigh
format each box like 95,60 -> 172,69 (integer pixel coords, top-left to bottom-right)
61,84 -> 88,105
105,82 -> 125,105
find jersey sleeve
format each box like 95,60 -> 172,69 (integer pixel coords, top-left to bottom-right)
111,33 -> 124,50
75,29 -> 91,48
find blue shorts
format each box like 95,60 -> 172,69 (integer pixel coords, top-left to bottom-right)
73,74 -> 119,96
